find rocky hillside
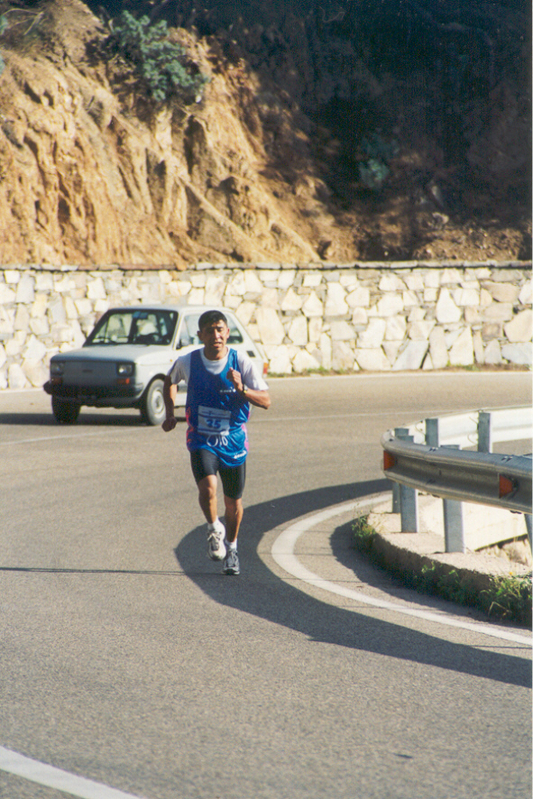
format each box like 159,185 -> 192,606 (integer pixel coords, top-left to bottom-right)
0,0 -> 530,267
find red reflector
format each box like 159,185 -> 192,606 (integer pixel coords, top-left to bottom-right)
50,377 -> 62,386
383,451 -> 395,470
499,475 -> 515,497
263,362 -> 268,377
117,378 -> 131,385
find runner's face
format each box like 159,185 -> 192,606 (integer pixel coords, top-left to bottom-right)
198,320 -> 230,358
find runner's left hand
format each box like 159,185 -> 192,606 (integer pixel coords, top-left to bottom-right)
227,368 -> 243,392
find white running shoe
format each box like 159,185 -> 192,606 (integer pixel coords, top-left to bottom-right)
207,524 -> 226,561
223,548 -> 240,576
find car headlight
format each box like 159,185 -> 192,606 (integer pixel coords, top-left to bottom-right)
117,363 -> 134,376
50,361 -> 64,376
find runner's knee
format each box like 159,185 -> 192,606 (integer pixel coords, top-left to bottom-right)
198,475 -> 217,501
224,495 -> 242,514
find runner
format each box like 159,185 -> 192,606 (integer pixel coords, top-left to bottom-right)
162,310 -> 271,575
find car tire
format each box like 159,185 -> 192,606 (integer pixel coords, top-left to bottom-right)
140,379 -> 166,426
52,397 -> 81,424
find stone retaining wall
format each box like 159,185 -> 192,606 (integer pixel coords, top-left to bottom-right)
0,262 -> 531,389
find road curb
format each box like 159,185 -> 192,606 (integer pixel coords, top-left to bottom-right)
353,499 -> 532,625
271,497 -> 532,642
369,531 -> 508,594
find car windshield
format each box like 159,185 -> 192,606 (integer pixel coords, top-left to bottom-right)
85,309 -> 179,347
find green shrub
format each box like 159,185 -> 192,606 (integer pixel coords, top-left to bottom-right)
358,133 -> 398,191
108,11 -> 208,104
358,158 -> 389,190
482,574 -> 532,625
352,514 -> 376,553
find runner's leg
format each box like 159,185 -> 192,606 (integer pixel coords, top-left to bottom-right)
190,450 -> 220,525
224,496 -> 243,543
219,462 -> 246,544
190,450 -> 226,561
197,474 -> 218,524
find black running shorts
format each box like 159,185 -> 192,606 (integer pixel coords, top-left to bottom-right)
190,449 -> 246,500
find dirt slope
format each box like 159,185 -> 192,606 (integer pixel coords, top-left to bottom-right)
0,0 -> 529,266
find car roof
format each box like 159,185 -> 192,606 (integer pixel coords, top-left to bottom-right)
105,304 -> 238,315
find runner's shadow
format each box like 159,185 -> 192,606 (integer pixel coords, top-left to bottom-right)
175,481 -> 531,690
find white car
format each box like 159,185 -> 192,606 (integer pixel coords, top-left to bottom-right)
44,305 -> 268,425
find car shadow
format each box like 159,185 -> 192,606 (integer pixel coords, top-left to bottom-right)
174,480 -> 532,690
0,411 -> 187,427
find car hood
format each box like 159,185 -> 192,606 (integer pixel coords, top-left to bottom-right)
53,345 -> 176,364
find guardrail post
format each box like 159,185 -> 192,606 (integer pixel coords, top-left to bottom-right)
478,411 -> 492,453
392,483 -> 401,513
391,428 -> 409,513
394,427 -> 418,532
400,484 -> 419,532
442,444 -> 466,553
443,499 -> 466,553
425,418 -> 440,447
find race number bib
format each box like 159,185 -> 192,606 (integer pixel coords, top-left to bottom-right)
197,405 -> 231,436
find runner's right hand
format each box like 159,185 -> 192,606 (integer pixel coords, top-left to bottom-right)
162,417 -> 177,432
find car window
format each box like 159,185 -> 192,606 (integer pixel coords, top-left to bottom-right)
86,310 -> 178,346
227,321 -> 244,344
177,315 -> 201,348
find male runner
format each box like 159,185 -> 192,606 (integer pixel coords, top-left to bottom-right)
162,310 -> 270,575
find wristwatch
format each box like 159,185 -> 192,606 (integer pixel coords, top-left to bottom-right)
241,385 -> 248,395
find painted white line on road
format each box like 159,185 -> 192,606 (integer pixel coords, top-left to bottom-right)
271,499 -> 533,646
255,409 -> 466,422
254,406 -> 531,424
0,745 -> 148,799
0,427 -> 152,446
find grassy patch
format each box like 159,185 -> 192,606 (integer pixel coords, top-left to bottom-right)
352,515 -> 532,626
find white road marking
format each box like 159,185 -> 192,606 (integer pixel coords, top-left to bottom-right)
254,408 -> 509,423
2,403 -> 529,443
0,427 -> 152,446
0,410 -> 457,444
0,745 -> 148,799
271,499 -> 533,646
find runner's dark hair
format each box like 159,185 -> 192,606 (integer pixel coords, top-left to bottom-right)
198,310 -> 228,330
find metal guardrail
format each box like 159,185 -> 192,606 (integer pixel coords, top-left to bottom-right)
406,406 -> 533,450
382,435 -> 532,513
381,407 -> 532,552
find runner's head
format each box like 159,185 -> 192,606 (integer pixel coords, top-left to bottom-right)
198,310 -> 230,359
198,310 -> 228,331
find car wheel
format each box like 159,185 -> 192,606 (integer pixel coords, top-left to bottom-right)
140,379 -> 166,426
52,397 -> 81,424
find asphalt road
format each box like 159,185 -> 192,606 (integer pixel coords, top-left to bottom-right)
1,371 -> 531,799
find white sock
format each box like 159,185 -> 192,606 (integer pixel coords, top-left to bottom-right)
227,540 -> 237,551
207,519 -> 223,533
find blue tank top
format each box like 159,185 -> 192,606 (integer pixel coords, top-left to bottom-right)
186,348 -> 250,466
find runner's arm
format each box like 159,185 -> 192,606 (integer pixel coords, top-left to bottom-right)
161,357 -> 188,432
162,375 -> 178,431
